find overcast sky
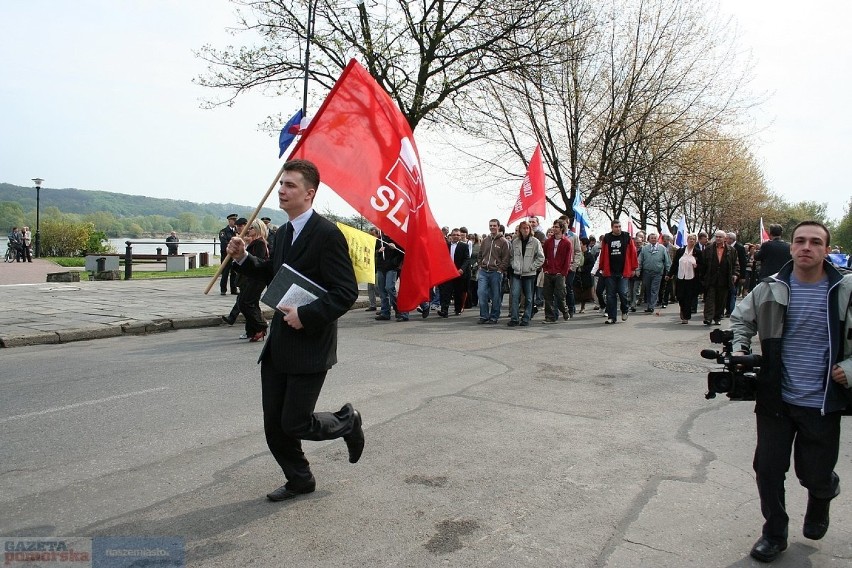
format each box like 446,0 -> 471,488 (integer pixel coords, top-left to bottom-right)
1,0 -> 849,237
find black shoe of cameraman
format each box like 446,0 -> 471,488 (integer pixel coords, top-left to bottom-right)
750,537 -> 787,562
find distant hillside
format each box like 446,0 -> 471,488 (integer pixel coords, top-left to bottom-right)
0,183 -> 288,226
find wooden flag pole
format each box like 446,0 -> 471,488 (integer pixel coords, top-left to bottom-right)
203,160 -> 290,295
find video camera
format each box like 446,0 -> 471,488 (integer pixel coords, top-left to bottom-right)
700,329 -> 761,401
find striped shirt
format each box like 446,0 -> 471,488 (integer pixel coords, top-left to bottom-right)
781,275 -> 830,408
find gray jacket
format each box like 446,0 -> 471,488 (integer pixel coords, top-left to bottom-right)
637,243 -> 672,274
731,260 -> 852,415
510,236 -> 545,277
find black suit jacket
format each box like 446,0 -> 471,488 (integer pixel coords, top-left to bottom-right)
448,241 -> 471,275
702,244 -> 738,288
733,241 -> 747,281
755,238 -> 792,279
234,212 -> 358,374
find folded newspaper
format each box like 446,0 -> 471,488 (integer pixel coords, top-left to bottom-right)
261,263 -> 327,312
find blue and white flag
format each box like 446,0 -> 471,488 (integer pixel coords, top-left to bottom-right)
572,192 -> 590,227
674,215 -> 688,247
278,109 -> 304,158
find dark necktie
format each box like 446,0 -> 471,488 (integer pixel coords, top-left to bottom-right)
281,222 -> 294,259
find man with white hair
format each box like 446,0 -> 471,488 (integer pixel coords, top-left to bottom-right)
637,233 -> 671,312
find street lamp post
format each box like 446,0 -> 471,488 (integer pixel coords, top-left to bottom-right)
32,178 -> 43,258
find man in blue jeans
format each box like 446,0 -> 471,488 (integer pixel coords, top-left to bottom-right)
374,235 -> 408,322
476,219 -> 510,324
598,220 -> 638,324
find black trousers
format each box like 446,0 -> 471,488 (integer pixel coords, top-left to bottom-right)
676,278 -> 699,321
220,254 -> 237,293
238,280 -> 267,335
754,403 -> 841,542
703,284 -> 728,322
440,275 -> 468,314
260,363 -> 356,487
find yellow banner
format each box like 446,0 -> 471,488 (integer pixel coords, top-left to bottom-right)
336,222 -> 376,284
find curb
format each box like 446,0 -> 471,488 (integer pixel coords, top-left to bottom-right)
0,299 -> 370,348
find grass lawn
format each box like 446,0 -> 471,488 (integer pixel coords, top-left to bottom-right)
130,266 -> 219,279
47,257 -> 219,279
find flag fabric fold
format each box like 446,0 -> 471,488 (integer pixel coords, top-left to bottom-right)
759,217 -> 769,243
507,144 -> 546,226
278,109 -> 304,158
289,59 -> 457,311
572,191 -> 590,238
674,216 -> 688,247
336,222 -> 377,284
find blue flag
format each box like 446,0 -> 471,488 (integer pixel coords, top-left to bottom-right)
572,192 -> 590,227
278,109 -> 304,158
675,215 -> 688,247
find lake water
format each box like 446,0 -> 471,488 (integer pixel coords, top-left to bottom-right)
108,238 -> 220,255
1,238 -> 221,257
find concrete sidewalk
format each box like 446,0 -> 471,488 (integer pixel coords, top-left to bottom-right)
0,260 -> 371,347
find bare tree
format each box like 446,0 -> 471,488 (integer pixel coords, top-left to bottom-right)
460,0 -> 760,225
195,0 -> 573,131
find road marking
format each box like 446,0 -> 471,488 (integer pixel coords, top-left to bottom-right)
0,387 -> 169,423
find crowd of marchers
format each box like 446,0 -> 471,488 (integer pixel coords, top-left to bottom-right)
364,218 -> 824,328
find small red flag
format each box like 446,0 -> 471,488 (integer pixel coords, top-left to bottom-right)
289,59 -> 458,311
507,144 -> 546,226
759,217 -> 769,243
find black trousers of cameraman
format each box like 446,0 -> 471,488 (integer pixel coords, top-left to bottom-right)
753,403 -> 841,543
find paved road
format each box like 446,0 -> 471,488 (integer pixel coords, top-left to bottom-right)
2,308 -> 851,567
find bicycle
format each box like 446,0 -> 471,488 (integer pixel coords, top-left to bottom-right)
5,241 -> 19,262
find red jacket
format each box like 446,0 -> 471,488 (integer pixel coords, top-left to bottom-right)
542,236 -> 573,276
599,232 -> 638,277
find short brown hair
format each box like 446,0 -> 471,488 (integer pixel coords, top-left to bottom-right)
791,220 -> 831,247
283,159 -> 320,190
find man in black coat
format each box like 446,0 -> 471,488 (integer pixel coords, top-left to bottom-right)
218,214 -> 239,295
437,228 -> 471,317
228,159 -> 364,502
725,231 -> 748,317
755,223 -> 792,279
703,230 -> 739,325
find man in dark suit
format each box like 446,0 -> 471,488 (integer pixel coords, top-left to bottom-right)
703,230 -> 739,325
228,159 -> 364,502
755,223 -> 792,279
725,231 -> 748,317
437,228 -> 471,317
219,214 -> 239,295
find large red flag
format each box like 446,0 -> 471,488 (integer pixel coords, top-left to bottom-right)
289,59 -> 457,311
507,144 -> 546,226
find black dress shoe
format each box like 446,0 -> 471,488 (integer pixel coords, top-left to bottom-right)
266,481 -> 316,501
375,314 -> 391,321
344,408 -> 365,464
803,496 -> 831,540
221,315 -> 236,325
750,537 -> 787,562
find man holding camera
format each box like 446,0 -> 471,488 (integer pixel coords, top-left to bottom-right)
730,221 -> 852,562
